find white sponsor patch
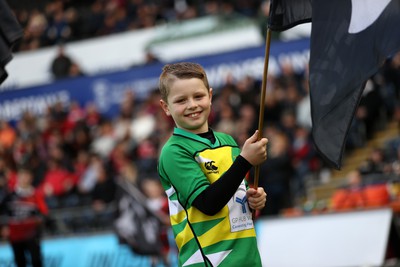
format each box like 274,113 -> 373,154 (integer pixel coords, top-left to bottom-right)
228,182 -> 254,232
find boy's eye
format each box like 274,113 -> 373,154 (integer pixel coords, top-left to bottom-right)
175,99 -> 186,103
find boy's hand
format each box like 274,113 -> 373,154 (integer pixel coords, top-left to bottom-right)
247,187 -> 267,210
240,130 -> 268,166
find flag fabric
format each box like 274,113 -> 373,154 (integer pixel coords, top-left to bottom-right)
268,0 -> 312,31
0,0 -> 23,85
309,0 -> 400,169
113,179 -> 163,256
268,0 -> 400,169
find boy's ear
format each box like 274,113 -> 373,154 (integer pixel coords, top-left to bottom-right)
160,99 -> 170,116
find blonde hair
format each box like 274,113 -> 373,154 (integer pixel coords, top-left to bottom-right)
159,62 -> 210,101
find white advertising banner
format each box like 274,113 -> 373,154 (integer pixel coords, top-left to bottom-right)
1,18 -> 263,91
256,208 -> 393,267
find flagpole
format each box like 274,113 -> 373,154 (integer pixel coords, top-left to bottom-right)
252,27 -> 272,219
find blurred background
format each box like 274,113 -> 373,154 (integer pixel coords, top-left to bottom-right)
0,0 -> 399,266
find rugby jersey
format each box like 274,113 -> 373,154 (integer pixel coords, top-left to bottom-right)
158,127 -> 262,267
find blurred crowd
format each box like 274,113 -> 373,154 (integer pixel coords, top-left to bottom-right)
0,50 -> 399,233
9,0 -> 268,52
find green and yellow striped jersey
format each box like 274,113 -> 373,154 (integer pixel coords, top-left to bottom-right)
158,128 -> 262,267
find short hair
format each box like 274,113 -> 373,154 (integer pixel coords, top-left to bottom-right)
159,62 -> 210,101
17,167 -> 33,178
18,166 -> 32,173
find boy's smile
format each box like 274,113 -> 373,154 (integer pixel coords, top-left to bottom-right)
160,78 -> 212,134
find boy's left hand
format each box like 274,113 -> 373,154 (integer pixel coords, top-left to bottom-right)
246,187 -> 267,210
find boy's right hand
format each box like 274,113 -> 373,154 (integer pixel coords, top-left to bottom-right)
240,130 -> 268,166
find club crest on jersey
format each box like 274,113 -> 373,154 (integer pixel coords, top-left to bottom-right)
195,156 -> 219,174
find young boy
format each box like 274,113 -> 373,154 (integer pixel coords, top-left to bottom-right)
0,168 -> 49,267
158,62 -> 268,266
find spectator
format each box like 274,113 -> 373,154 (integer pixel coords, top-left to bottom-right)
279,109 -> 297,142
214,102 -> 236,136
0,120 -> 16,150
46,5 -> 71,45
251,128 -> 294,216
91,119 -> 116,159
387,139 -> 400,177
24,150 -> 47,188
73,150 -> 90,189
0,157 -> 11,203
140,177 -> 171,267
38,158 -> 76,208
109,140 -> 133,176
50,45 -> 76,80
84,102 -> 103,130
77,153 -> 104,199
357,79 -> 385,139
331,170 -> 366,211
290,126 -> 315,199
0,168 -> 49,267
113,90 -> 135,141
21,10 -> 48,51
91,166 -> 115,205
383,51 -> 400,103
117,162 -> 139,186
359,147 -> 389,176
65,122 -> 92,159
135,136 -> 158,176
296,74 -> 312,130
90,163 -> 116,228
235,103 -> 258,140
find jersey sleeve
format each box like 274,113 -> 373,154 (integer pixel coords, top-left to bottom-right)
159,144 -> 210,208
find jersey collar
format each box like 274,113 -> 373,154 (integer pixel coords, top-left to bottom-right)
173,127 -> 220,147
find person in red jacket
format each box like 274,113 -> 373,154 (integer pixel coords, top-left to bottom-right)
0,168 -> 49,267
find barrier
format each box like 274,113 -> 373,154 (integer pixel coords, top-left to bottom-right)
0,233 -> 178,267
1,208 -> 393,267
256,208 -> 393,267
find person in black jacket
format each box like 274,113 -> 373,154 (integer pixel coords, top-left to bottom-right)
0,168 -> 49,267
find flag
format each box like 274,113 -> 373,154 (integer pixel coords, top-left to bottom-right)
309,0 -> 400,169
113,179 -> 163,256
268,0 -> 312,31
0,0 -> 23,85
268,0 -> 400,169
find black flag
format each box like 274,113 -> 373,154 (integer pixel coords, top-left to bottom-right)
113,179 -> 163,256
309,0 -> 400,169
268,0 -> 400,169
0,0 -> 23,85
268,0 -> 312,31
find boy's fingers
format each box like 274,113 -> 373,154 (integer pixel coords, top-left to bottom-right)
248,130 -> 259,143
261,138 -> 268,146
246,188 -> 260,198
256,186 -> 264,193
246,188 -> 257,197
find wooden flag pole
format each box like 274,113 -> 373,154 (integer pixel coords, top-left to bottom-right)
252,27 -> 272,219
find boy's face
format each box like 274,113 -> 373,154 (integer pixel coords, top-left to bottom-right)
17,170 -> 32,188
160,78 -> 212,134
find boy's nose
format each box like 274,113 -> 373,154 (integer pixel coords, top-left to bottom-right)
187,98 -> 198,108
